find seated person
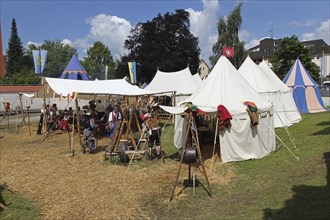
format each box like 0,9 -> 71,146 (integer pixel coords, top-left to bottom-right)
144,115 -> 162,159
82,110 -> 98,131
59,110 -> 70,131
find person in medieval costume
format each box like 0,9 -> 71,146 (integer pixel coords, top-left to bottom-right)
107,105 -> 122,139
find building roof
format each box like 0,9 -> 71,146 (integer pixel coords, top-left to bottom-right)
301,39 -> 328,47
0,85 -> 41,93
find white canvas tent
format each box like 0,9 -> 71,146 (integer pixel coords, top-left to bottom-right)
258,61 -> 301,124
36,77 -> 158,99
144,67 -> 201,148
238,56 -> 299,128
192,73 -> 203,86
144,67 -> 200,96
182,56 -> 276,163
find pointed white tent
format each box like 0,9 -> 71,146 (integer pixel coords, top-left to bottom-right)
192,73 -> 203,86
144,67 -> 200,96
238,56 -> 298,128
144,67 -> 201,148
183,56 -> 276,163
258,61 -> 302,124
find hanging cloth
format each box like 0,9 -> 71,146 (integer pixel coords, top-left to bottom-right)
217,105 -> 232,130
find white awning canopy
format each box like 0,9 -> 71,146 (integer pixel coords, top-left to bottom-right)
35,77 -> 169,100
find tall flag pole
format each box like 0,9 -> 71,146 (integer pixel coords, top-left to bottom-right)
105,65 -> 108,80
32,49 -> 47,138
322,51 -> 327,78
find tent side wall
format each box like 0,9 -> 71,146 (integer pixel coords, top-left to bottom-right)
292,86 -> 327,114
219,110 -> 275,163
260,92 -> 292,128
280,91 -> 302,123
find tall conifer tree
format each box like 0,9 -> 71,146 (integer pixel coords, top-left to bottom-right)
6,18 -> 24,75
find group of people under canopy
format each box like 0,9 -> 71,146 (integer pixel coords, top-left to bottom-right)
38,95 -> 169,159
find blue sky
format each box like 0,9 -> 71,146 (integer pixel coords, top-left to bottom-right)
1,0 -> 329,66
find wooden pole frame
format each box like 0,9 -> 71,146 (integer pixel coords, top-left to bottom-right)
75,96 -> 81,146
18,93 -> 26,126
169,114 -> 212,201
42,77 -> 47,139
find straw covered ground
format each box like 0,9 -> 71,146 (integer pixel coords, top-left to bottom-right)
0,122 -> 234,219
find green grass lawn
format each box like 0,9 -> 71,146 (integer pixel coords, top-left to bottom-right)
142,112 -> 330,219
0,188 -> 41,220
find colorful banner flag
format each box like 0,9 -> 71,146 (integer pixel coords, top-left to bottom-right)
128,61 -> 137,84
32,50 -> 47,74
222,46 -> 234,57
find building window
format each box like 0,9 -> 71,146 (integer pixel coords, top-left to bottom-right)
274,48 -> 277,51
274,41 -> 278,46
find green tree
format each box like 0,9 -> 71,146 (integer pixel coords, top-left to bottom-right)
270,35 -> 320,81
27,40 -> 77,78
82,41 -> 115,80
209,3 -> 245,68
117,9 -> 200,83
6,18 -> 24,76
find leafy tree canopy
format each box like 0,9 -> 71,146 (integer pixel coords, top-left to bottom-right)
82,41 -> 116,80
116,9 -> 200,84
270,35 -> 320,82
209,3 -> 246,69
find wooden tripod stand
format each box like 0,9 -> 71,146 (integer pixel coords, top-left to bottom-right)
107,102 -> 143,157
169,114 -> 212,201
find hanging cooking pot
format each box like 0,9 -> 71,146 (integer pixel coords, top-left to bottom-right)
178,146 -> 197,164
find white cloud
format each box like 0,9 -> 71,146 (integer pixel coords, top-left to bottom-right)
238,29 -> 262,50
26,41 -> 42,48
244,38 -> 261,50
72,14 -> 133,59
74,38 -> 89,50
86,14 -> 132,58
238,29 -> 250,42
287,19 -> 317,27
302,19 -> 330,44
61,39 -> 73,46
186,0 -> 219,65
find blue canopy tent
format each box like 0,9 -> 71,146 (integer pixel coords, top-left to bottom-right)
283,58 -> 327,113
60,55 -> 89,80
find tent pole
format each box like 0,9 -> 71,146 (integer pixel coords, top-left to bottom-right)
70,107 -> 75,157
276,113 -> 298,150
172,91 -> 176,124
42,77 -> 47,139
18,93 -> 26,126
284,125 -> 298,150
210,117 -> 219,173
190,116 -> 212,197
75,96 -> 81,146
169,115 -> 190,201
261,118 -> 299,160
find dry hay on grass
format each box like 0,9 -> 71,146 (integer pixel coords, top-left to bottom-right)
0,123 -> 235,219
